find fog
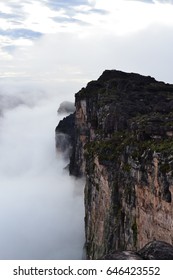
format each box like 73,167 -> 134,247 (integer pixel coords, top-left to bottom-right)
0,82 -> 85,260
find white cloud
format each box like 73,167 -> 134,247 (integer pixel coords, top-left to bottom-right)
1,0 -> 173,80
94,0 -> 173,35
0,83 -> 84,259
22,1 -> 61,33
1,19 -> 173,84
0,1 -> 12,13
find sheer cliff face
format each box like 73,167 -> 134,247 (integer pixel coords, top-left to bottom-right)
56,70 -> 173,259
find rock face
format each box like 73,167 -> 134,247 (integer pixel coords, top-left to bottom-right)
56,69 -> 173,259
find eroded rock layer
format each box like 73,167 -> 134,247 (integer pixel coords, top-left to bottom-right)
56,70 -> 173,259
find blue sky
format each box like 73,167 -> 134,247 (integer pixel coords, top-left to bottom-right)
0,0 -> 173,83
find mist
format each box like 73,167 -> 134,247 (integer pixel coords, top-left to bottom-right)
0,82 -> 85,260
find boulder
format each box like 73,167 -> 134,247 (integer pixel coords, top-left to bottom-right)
101,251 -> 143,260
138,241 -> 173,260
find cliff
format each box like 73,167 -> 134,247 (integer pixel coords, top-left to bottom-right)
56,70 -> 173,259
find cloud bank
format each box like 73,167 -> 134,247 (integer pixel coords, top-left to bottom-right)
0,85 -> 84,260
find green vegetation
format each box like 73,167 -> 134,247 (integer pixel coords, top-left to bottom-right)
85,129 -> 173,164
122,163 -> 131,172
159,162 -> 173,174
84,131 -> 135,163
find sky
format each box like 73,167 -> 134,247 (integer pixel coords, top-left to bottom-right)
0,0 -> 173,260
0,0 -> 173,85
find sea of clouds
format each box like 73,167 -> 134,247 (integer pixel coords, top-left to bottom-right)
0,81 -> 85,260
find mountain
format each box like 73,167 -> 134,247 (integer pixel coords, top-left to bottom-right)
56,70 -> 173,259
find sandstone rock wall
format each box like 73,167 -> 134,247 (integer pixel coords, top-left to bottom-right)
56,70 -> 173,259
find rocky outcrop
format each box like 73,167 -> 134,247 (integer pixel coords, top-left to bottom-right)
101,250 -> 142,260
138,241 -> 173,260
55,113 -> 75,159
56,69 -> 173,259
101,241 -> 173,260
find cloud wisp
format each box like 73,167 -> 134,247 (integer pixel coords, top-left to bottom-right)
0,28 -> 42,40
129,0 -> 173,3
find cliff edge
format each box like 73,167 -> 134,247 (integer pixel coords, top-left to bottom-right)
56,70 -> 173,259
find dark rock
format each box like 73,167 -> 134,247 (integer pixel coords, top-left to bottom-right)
138,241 -> 173,260
55,133 -> 71,159
55,113 -> 75,156
101,251 -> 143,260
100,241 -> 173,260
55,113 -> 75,138
98,69 -> 156,84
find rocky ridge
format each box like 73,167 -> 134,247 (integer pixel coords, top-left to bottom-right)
56,70 -> 173,259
